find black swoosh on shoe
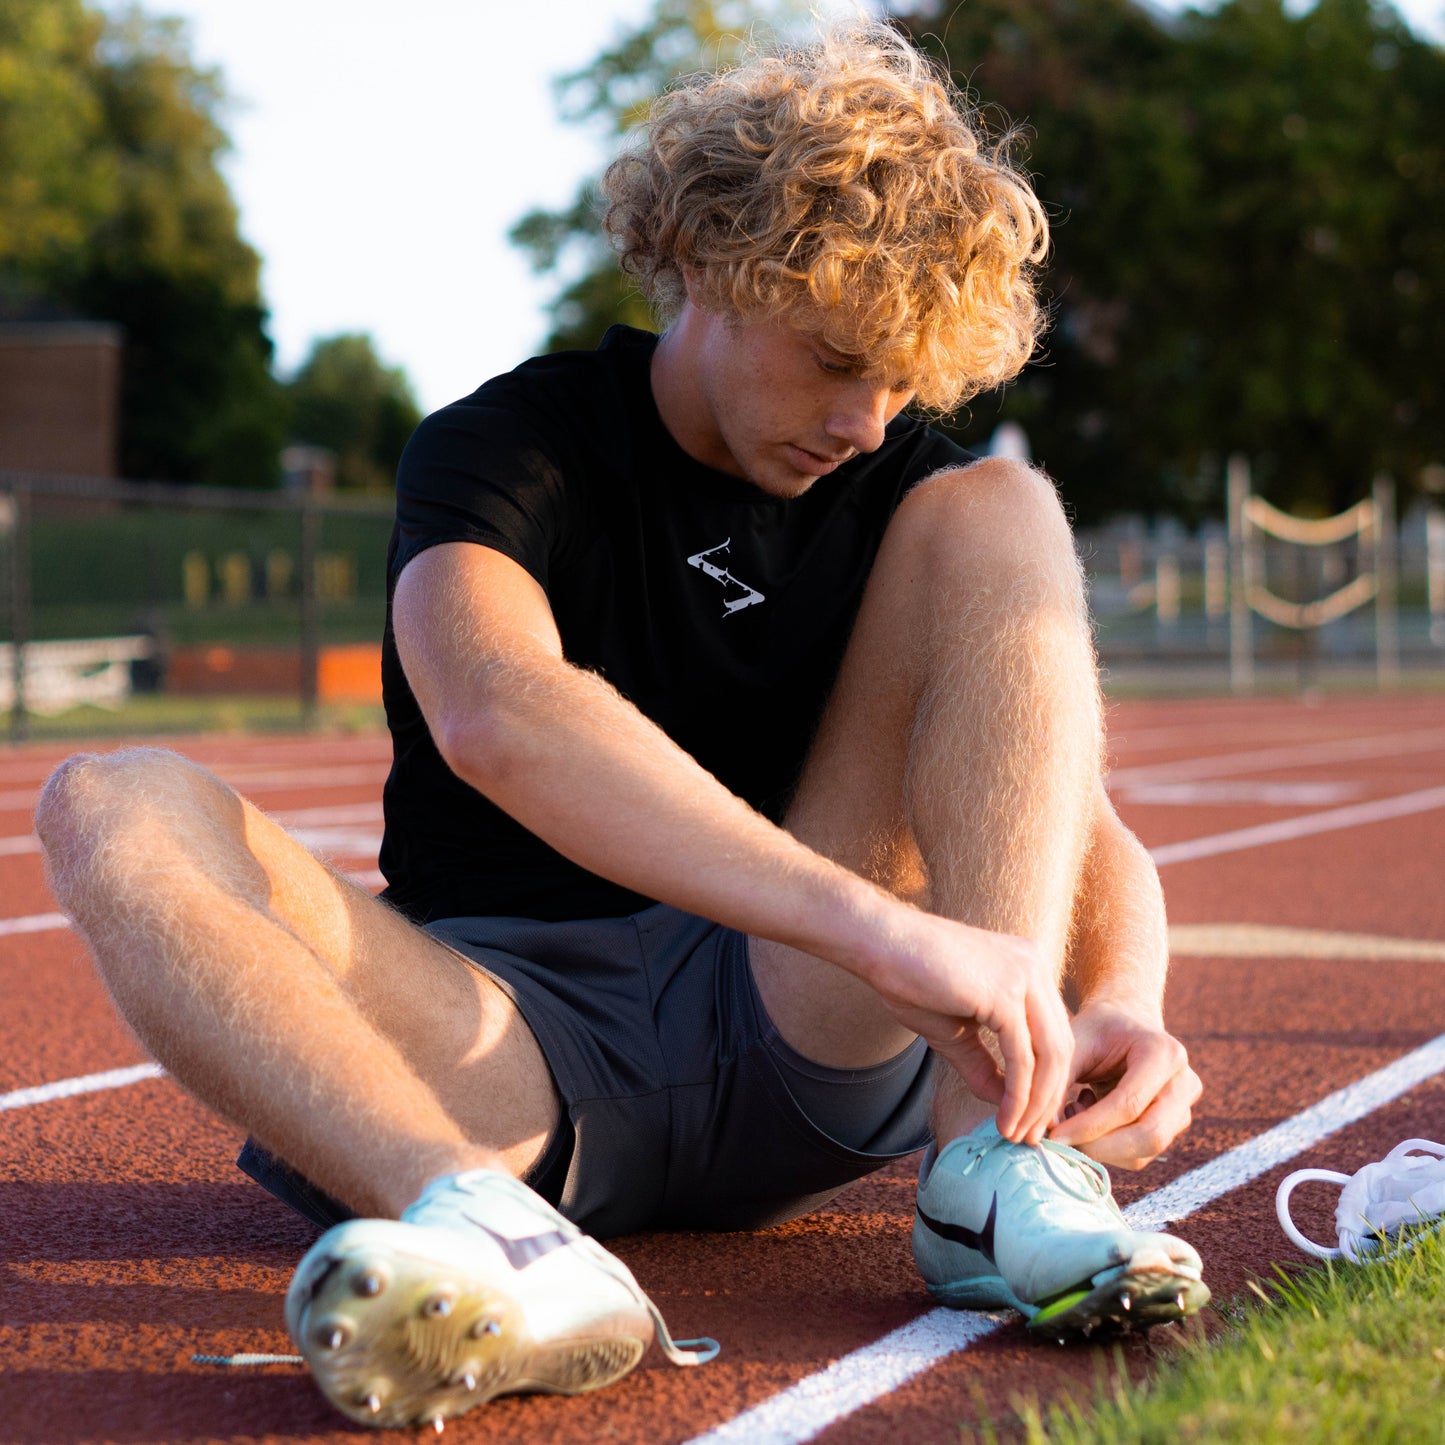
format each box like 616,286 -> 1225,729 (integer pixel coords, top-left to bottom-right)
916,1192 -> 999,1267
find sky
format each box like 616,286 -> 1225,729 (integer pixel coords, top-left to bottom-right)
103,0 -> 1445,413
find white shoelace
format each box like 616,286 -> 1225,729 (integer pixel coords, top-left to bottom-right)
1276,1138 -> 1445,1262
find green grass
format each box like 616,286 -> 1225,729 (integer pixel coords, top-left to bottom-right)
22,503 -> 392,645
1005,1228 -> 1445,1444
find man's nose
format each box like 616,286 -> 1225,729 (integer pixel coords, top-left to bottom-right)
825,382 -> 893,455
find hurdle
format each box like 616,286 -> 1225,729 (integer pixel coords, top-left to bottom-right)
1227,455 -> 1398,694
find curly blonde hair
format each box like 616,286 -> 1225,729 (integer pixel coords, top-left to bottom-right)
601,21 -> 1049,412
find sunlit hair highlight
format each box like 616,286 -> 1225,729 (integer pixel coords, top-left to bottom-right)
601,20 -> 1049,412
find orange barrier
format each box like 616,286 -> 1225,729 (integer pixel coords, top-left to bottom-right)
167,643 -> 383,702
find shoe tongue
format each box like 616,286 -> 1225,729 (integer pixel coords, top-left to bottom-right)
403,1168 -> 563,1235
934,1118 -> 1003,1168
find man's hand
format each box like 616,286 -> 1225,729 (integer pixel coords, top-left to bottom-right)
1046,1000 -> 1200,1169
864,911 -> 1075,1146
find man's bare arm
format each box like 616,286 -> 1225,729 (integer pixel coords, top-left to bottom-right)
393,542 -> 1074,1143
1048,785 -> 1202,1167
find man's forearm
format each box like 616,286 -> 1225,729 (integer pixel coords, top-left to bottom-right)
438,647 -> 904,982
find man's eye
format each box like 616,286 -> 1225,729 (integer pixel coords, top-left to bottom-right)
815,355 -> 853,376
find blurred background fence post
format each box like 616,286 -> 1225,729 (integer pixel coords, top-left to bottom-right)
3,476 -> 34,743
300,493 -> 320,730
1228,454 -> 1254,695
1373,475 -> 1399,690
1429,507 -> 1445,647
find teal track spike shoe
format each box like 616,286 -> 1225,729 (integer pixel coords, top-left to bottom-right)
913,1121 -> 1209,1342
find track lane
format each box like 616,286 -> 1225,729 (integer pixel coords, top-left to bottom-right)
2,698 -> 1444,1443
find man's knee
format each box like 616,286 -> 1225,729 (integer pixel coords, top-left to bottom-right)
36,748 -> 227,889
894,457 -> 1084,617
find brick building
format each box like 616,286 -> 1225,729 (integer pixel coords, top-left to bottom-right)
0,322 -> 122,478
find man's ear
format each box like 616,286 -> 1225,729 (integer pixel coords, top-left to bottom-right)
680,266 -> 705,304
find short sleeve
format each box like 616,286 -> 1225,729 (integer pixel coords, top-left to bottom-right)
390,399 -> 570,591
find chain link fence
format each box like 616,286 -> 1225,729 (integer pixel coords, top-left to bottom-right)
1,470 -> 393,740
4,469 -> 1444,742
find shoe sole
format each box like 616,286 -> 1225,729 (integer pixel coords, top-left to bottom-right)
1026,1266 -> 1211,1341
287,1227 -> 652,1428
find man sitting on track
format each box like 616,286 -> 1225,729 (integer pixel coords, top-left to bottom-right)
35,21 -> 1208,1432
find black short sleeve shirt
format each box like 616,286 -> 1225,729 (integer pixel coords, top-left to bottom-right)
380,326 -> 972,923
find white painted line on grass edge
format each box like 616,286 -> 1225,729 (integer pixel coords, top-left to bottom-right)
682,1030 -> 1445,1445
1149,785 -> 1445,867
0,1061 -> 165,1113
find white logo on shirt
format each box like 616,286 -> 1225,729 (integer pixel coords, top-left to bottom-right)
686,539 -> 766,617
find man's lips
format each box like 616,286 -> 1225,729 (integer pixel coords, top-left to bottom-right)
788,444 -> 853,475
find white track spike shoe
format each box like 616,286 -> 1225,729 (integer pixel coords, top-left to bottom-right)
285,1169 -> 717,1429
913,1121 -> 1209,1342
1277,1137 -> 1445,1263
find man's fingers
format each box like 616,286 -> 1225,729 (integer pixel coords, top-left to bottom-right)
991,1014 -> 1037,1141
1050,1035 -> 1189,1149
1066,1067 -> 1200,1169
1020,990 -> 1074,1144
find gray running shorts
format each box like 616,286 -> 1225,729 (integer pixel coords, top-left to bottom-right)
238,903 -> 935,1239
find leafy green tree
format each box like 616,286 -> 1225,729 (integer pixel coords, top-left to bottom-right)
516,0 -> 1443,521
510,0 -> 809,353
0,0 -> 110,273
285,334 -> 422,492
0,0 -> 285,485
894,0 -> 1444,520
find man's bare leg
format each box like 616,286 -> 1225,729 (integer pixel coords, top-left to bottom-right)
39,750 -> 712,1426
36,748 -> 561,1217
751,458 -> 1206,1332
750,457 -> 1101,1139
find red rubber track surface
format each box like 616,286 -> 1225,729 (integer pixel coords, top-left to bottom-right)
3,698 -> 1443,1443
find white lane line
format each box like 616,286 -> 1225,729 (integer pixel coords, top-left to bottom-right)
1108,726 -> 1445,789
0,801 -> 387,861
1120,781 -> 1363,807
0,764 -> 387,813
6,790 -> 1444,937
1148,784 -> 1445,867
288,829 -> 384,856
216,764 -> 387,791
0,1061 -> 165,1113
0,867 -> 386,939
1169,923 -> 1445,962
683,1031 -> 1445,1445
1125,1031 -> 1445,1230
0,912 -> 70,937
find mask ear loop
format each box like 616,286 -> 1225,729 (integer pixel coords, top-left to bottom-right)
1275,1168 -> 1353,1259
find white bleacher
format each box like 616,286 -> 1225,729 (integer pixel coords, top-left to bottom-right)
0,636 -> 154,715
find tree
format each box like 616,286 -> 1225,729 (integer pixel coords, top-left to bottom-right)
0,0 -> 285,485
892,0 -> 1444,520
515,0 -> 1444,521
285,334 -> 422,492
510,0 -> 811,353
